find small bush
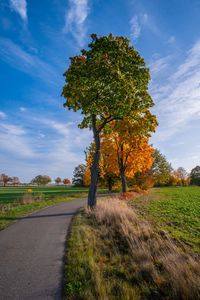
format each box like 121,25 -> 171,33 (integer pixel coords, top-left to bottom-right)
19,192 -> 45,204
32,192 -> 45,201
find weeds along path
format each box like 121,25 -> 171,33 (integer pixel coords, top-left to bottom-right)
0,197 -> 87,300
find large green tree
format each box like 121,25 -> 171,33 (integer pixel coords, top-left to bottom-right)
190,166 -> 200,185
31,175 -> 51,186
55,177 -> 62,185
151,149 -> 172,186
62,34 -> 155,207
72,164 -> 86,187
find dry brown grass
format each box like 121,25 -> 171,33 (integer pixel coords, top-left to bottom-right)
19,192 -> 44,204
87,197 -> 200,299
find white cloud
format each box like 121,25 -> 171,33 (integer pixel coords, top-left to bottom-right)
0,37 -> 58,85
168,35 -> 175,44
0,115 -> 92,181
0,123 -> 34,157
19,106 -> 27,112
130,16 -> 141,39
149,55 -> 171,78
0,111 -> 6,119
64,0 -> 90,47
9,0 -> 27,21
151,39 -> 200,141
130,13 -> 160,40
33,116 -> 92,146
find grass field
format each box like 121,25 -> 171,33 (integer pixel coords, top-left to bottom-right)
131,186 -> 200,253
0,186 -> 91,204
64,192 -> 200,299
0,185 -> 108,230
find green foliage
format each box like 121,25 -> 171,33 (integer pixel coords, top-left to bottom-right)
62,34 -> 155,131
62,33 -> 157,206
190,165 -> 200,185
151,149 -> 172,186
55,177 -> 62,184
132,171 -> 154,190
31,175 -> 51,186
72,164 -> 86,187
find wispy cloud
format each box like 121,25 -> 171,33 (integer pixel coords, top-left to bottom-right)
0,37 -> 59,85
64,0 -> 90,47
0,111 -> 7,119
130,13 -> 160,40
168,35 -> 176,44
149,55 -> 172,78
33,116 -> 92,147
9,0 -> 27,22
130,16 -> 141,39
151,39 -> 200,141
19,106 -> 27,112
0,113 -> 92,181
0,122 -> 34,158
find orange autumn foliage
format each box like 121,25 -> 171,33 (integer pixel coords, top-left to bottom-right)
84,134 -> 154,186
84,117 -> 156,189
101,132 -> 154,179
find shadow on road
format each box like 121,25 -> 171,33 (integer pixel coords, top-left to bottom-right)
0,212 -> 76,221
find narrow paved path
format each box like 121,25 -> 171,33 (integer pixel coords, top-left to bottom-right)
0,197 -> 87,300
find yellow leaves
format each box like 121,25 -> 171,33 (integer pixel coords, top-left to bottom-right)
84,117 -> 155,188
83,166 -> 91,186
100,129 -> 154,179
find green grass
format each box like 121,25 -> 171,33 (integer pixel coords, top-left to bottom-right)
131,186 -> 200,253
64,197 -> 200,300
64,209 -> 141,300
0,186 -> 108,230
0,186 -> 91,204
0,195 -> 83,230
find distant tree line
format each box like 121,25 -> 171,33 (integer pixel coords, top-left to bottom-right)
30,175 -> 71,186
0,174 -> 20,186
72,151 -> 200,189
0,173 -> 71,187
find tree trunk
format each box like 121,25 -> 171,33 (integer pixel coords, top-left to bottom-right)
88,115 -> 101,208
119,143 -> 127,193
107,177 -> 112,193
120,167 -> 127,193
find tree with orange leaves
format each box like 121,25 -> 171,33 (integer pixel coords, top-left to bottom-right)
84,118 -> 155,193
101,130 -> 154,192
84,143 -> 119,191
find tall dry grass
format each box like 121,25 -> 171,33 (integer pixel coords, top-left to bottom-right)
87,197 -> 200,300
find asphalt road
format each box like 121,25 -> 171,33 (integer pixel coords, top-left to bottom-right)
0,197 -> 87,300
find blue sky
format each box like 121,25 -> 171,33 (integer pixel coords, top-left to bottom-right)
0,0 -> 200,182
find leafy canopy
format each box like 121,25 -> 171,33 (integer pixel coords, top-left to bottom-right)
151,150 -> 172,186
72,164 -> 86,187
190,166 -> 200,185
62,34 -> 154,131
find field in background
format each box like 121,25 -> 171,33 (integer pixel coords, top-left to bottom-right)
0,186 -> 107,204
131,186 -> 200,253
0,186 -> 104,230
